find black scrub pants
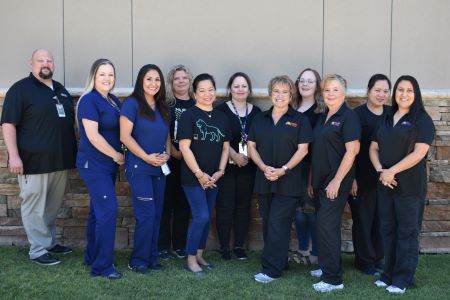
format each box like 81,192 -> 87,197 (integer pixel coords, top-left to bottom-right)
158,161 -> 190,251
348,185 -> 383,270
258,193 -> 298,278
215,171 -> 254,250
316,189 -> 348,285
377,185 -> 423,289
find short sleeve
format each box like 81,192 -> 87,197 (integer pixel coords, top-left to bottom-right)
1,86 -> 23,125
177,109 -> 193,140
298,114 -> 313,144
342,110 -> 361,143
120,97 -> 138,123
416,113 -> 435,145
247,113 -> 261,143
223,117 -> 231,142
78,94 -> 100,122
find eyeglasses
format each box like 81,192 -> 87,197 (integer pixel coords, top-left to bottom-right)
299,79 -> 316,85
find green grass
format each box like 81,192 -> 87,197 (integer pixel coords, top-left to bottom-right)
0,246 -> 448,300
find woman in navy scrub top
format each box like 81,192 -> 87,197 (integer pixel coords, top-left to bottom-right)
369,75 -> 435,294
178,73 -> 230,275
350,74 -> 391,276
292,68 -> 325,265
248,75 -> 312,283
120,64 -> 171,274
215,72 -> 261,261
309,74 -> 361,293
76,59 -> 124,279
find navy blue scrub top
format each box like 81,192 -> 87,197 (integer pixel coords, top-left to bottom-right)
248,106 -> 313,197
121,97 -> 169,175
76,89 -> 122,173
372,111 -> 435,197
354,104 -> 390,189
311,102 -> 361,192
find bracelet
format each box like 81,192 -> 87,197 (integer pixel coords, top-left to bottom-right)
218,169 -> 225,176
194,169 -> 202,175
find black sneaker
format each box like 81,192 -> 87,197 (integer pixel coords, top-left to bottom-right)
220,249 -> 231,260
233,248 -> 248,260
48,244 -> 73,254
128,264 -> 148,274
32,253 -> 61,266
149,263 -> 164,272
173,249 -> 186,259
159,249 -> 175,260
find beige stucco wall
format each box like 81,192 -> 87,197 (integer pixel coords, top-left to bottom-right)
1,0 -> 450,90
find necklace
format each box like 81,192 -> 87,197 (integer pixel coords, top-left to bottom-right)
102,94 -> 120,112
198,107 -> 212,118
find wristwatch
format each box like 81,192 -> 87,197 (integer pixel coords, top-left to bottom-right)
282,165 -> 290,174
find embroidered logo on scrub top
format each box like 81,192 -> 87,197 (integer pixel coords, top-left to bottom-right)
401,121 -> 412,127
285,121 -> 298,127
331,121 -> 341,127
60,93 -> 68,97
196,119 -> 225,142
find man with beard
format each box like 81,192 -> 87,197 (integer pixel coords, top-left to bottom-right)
1,49 -> 77,265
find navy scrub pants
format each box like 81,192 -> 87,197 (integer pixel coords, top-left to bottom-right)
258,193 -> 298,278
127,172 -> 166,268
316,189 -> 348,285
348,185 -> 383,270
377,184 -> 423,289
79,169 -> 118,277
182,186 -> 218,255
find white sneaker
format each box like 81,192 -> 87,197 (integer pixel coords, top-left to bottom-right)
374,279 -> 388,287
310,269 -> 323,277
254,273 -> 276,283
312,281 -> 344,293
386,285 -> 406,294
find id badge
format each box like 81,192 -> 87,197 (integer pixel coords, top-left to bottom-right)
239,143 -> 248,156
56,104 -> 66,117
161,163 -> 171,176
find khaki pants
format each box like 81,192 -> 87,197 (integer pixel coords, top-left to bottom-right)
18,170 -> 68,259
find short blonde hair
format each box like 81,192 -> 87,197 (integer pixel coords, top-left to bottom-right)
321,74 -> 347,92
268,75 -> 296,103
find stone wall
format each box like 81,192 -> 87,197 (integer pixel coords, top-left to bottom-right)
0,93 -> 449,253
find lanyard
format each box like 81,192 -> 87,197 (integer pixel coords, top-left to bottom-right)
230,100 -> 248,142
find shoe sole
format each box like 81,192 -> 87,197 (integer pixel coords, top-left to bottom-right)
254,278 -> 274,283
48,250 -> 72,255
313,284 -> 344,292
32,259 -> 61,266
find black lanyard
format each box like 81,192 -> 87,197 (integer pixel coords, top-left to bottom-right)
230,101 -> 248,142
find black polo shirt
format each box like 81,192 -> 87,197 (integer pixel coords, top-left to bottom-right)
372,111 -> 435,197
178,106 -> 231,186
354,104 -> 390,189
311,103 -> 361,192
0,73 -> 77,174
247,106 -> 312,197
216,102 -> 261,175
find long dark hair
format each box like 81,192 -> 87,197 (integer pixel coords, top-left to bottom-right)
130,64 -> 169,124
391,75 -> 425,123
392,75 -> 425,152
226,72 -> 252,99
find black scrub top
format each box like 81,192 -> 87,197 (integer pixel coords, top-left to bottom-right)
372,111 -> 435,197
248,106 -> 312,197
354,104 -> 390,189
300,103 -> 320,164
311,102 -> 361,192
216,102 -> 261,175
